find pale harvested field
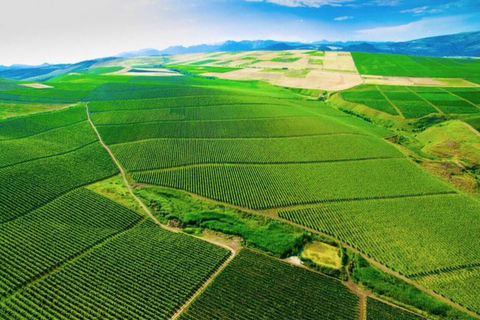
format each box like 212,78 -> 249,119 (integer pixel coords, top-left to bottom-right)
362,75 -> 480,87
19,83 -> 53,89
107,67 -> 181,77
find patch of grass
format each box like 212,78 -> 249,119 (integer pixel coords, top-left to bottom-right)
84,66 -> 123,75
134,186 -> 306,257
305,50 -> 325,56
86,175 -> 144,215
301,241 -> 341,269
165,64 -> 240,75
309,58 -> 324,65
271,57 -> 301,63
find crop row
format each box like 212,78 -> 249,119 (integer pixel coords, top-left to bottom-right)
415,266 -> 480,314
98,116 -> 358,144
112,135 -> 401,171
179,249 -> 358,320
352,52 -> 480,78
278,193 -> 480,275
0,188 -> 142,298
0,143 -> 118,222
0,105 -> 86,141
366,298 -> 424,320
132,159 -> 452,210
90,103 -> 311,125
2,219 -> 230,320
342,85 -> 479,118
0,121 -> 97,168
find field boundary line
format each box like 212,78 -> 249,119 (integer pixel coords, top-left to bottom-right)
108,132 -> 368,146
0,140 -> 98,170
140,184 -> 479,319
405,86 -> 445,115
89,102 -> 301,113
0,118 -> 86,142
0,172 -> 119,226
375,85 -> 405,119
86,102 -> 239,320
95,115 -> 308,127
131,156 -> 406,173
408,262 -> 480,279
438,87 -> 480,111
1,216 -> 146,303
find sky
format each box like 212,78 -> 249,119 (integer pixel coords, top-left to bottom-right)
0,0 -> 479,66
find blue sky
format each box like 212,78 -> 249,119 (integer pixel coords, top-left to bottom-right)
0,0 -> 479,65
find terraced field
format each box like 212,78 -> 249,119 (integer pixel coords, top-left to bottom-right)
341,84 -> 480,118
179,249 -> 359,320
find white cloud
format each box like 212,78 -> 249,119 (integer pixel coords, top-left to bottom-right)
334,16 -> 353,21
246,0 -> 353,8
354,15 -> 476,41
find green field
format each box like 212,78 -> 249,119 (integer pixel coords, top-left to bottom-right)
1,55 -> 480,319
2,219 -> 230,319
366,298 -> 424,320
179,249 -> 359,320
341,84 -> 480,118
352,52 -> 480,78
278,194 -> 480,276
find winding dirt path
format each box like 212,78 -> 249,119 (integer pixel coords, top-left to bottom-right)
86,103 -> 238,320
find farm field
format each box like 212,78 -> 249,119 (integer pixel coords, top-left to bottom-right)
1,50 -> 480,320
352,52 -> 480,78
178,249 -> 359,320
340,84 -> 480,118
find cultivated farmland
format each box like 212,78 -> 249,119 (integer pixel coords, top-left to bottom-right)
179,249 -> 359,320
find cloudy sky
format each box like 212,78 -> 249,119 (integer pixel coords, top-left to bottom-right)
0,0 -> 479,65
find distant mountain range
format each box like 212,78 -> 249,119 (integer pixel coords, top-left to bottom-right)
119,31 -> 480,58
1,31 -> 479,81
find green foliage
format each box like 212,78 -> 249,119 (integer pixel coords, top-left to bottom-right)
134,186 -> 305,257
83,66 -> 123,75
2,219 -> 230,320
0,188 -> 142,298
183,210 -> 304,257
111,135 -> 401,171
270,56 -> 301,63
352,52 -> 480,78
279,194 -> 480,276
0,143 -> 118,222
366,298 -> 425,320
0,105 -> 86,140
415,266 -> 480,314
179,249 -> 359,320
133,159 -> 452,210
355,256 -> 477,320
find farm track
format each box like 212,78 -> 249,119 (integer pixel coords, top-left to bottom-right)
0,140 -> 98,170
86,103 -> 238,320
405,86 -> 445,115
0,216 -> 146,303
137,183 -> 480,319
375,85 -> 405,119
131,156 -> 406,173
